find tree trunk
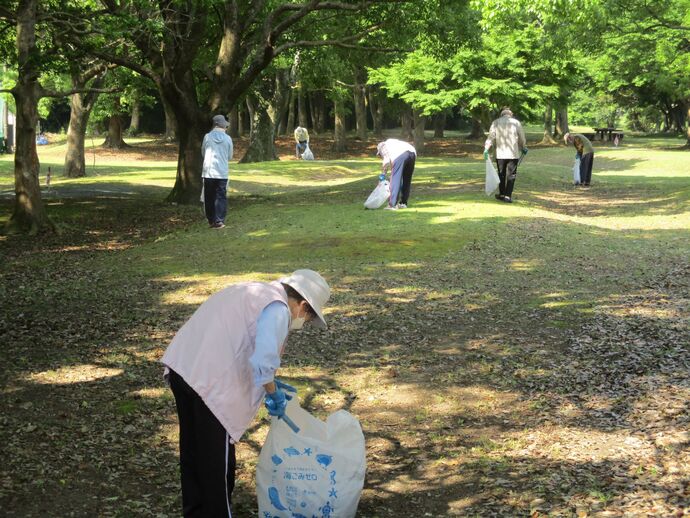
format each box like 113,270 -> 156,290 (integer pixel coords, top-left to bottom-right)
159,77 -> 206,204
467,117 -> 485,139
102,97 -> 128,148
297,87 -> 308,128
368,86 -> 384,138
8,0 -> 53,234
413,109 -> 426,152
686,104 -> 690,147
64,72 -> 104,178
353,68 -> 367,140
333,96 -> 347,152
401,109 -> 413,141
433,112 -> 445,138
160,91 -> 178,142
310,91 -> 326,135
128,101 -> 141,135
228,105 -> 239,138
103,113 -> 128,148
273,70 -> 290,136
240,79 -> 278,163
554,106 -> 569,138
238,103 -> 246,136
541,103 -> 557,144
286,88 -> 296,135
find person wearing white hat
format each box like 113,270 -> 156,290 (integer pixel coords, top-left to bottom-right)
161,269 -> 330,517
202,114 -> 234,229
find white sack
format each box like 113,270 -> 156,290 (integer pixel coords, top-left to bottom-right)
364,180 -> 390,209
257,400 -> 366,518
485,160 -> 500,195
301,145 -> 315,161
573,158 -> 581,185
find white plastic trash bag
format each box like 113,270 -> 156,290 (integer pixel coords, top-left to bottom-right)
257,400 -> 366,518
301,145 -> 314,161
364,180 -> 390,209
485,160 -> 500,195
573,158 -> 581,185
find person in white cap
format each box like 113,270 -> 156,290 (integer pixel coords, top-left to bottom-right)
483,107 -> 528,203
161,269 -> 330,517
202,114 -> 234,228
376,138 -> 417,210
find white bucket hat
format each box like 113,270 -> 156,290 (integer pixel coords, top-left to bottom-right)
280,269 -> 330,329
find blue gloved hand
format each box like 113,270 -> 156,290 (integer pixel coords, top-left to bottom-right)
483,150 -> 489,160
274,379 -> 297,395
522,147 -> 528,155
264,382 -> 300,433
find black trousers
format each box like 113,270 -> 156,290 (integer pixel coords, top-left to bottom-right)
399,151 -> 416,205
496,158 -> 519,197
203,178 -> 228,225
580,152 -> 594,184
169,370 -> 235,518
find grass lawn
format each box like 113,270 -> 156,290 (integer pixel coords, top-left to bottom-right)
0,133 -> 688,516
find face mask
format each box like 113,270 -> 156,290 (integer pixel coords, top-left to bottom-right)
290,306 -> 306,331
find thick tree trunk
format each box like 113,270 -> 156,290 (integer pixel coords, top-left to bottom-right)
273,70 -> 290,136
467,117 -> 485,139
310,91 -> 326,135
228,105 -> 239,138
353,68 -> 367,140
368,87 -> 384,138
554,106 -> 569,138
8,0 -> 53,234
160,78 -> 206,204
333,97 -> 347,152
128,101 -> 141,135
64,72 -> 103,178
64,96 -> 89,178
240,80 -> 278,163
103,113 -> 128,148
160,92 -> 178,142
286,88 -> 296,134
401,110 -> 413,141
541,104 -> 557,144
297,88 -> 308,128
433,112 -> 445,138
413,109 -> 426,152
238,103 -> 246,136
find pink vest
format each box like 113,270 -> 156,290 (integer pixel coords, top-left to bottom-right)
161,281 -> 288,441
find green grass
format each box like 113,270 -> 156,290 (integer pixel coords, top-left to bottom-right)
1,133 -> 689,516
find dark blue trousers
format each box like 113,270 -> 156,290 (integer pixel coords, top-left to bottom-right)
204,178 -> 228,225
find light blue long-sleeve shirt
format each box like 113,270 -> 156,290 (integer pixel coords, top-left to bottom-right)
249,301 -> 290,387
202,128 -> 233,179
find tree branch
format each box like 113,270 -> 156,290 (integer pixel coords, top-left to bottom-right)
40,86 -> 122,98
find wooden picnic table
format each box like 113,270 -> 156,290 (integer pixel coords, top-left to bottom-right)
594,127 -> 624,141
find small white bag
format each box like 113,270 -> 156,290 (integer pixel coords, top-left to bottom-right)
257,400 -> 366,518
301,145 -> 314,160
573,158 -> 581,185
364,179 -> 390,209
485,160 -> 500,195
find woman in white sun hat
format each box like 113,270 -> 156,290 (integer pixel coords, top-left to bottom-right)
161,269 -> 330,517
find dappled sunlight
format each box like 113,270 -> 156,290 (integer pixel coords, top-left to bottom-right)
26,364 -> 123,385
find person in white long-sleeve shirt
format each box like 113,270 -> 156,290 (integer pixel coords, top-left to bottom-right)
202,114 -> 234,228
161,269 -> 330,517
483,107 -> 527,203
377,138 -> 417,210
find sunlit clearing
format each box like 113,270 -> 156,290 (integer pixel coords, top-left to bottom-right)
27,365 -> 123,385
